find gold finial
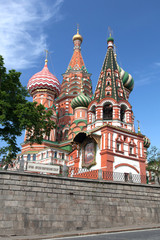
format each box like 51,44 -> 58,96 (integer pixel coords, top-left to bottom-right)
77,24 -> 79,34
44,49 -> 48,64
137,120 -> 141,133
108,26 -> 113,37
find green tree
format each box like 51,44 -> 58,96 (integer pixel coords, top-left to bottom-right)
0,55 -> 55,164
146,146 -> 160,184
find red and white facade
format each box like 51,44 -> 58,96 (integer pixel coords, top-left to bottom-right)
16,30 -> 150,181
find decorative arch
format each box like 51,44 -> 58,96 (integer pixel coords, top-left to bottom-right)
99,98 -> 116,107
115,163 -> 139,174
119,101 -> 130,110
88,102 -> 97,111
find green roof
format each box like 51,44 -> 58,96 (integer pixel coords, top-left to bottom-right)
107,36 -> 114,43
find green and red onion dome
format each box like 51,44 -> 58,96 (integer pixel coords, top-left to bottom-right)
119,66 -> 134,92
71,92 -> 91,109
107,36 -> 114,43
143,136 -> 150,148
27,60 -> 61,98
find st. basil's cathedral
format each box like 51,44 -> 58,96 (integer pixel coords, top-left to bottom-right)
17,28 -> 150,181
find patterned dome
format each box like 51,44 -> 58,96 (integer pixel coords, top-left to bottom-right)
71,92 -> 91,109
119,67 -> 134,91
27,60 -> 61,97
143,136 -> 150,148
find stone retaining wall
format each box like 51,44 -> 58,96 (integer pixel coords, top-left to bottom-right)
0,171 -> 160,236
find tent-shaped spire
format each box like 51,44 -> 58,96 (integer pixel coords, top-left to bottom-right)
59,28 -> 93,99
94,36 -> 129,102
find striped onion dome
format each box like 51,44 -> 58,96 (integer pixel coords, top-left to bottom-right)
143,136 -> 150,148
119,66 -> 134,91
27,59 -> 61,98
71,92 -> 91,109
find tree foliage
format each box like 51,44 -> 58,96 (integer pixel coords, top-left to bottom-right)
146,146 -> 160,184
0,56 -> 55,163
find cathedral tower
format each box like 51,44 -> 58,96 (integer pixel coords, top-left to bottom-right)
56,28 -> 93,143
88,35 -> 134,132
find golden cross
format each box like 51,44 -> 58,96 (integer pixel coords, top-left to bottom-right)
77,24 -> 79,34
44,49 -> 49,60
108,26 -> 113,37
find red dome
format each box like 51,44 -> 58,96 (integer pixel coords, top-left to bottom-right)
27,60 -> 61,97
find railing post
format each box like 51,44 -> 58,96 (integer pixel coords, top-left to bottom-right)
62,164 -> 69,177
19,159 -> 24,172
129,172 -> 133,183
98,169 -> 103,180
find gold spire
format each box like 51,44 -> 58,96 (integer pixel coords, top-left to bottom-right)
72,24 -> 83,42
137,120 -> 141,133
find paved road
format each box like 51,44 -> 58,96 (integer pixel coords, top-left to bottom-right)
46,229 -> 160,240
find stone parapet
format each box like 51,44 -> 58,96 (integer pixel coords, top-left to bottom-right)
0,171 -> 160,236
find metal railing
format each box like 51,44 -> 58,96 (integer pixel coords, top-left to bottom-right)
68,167 -> 146,184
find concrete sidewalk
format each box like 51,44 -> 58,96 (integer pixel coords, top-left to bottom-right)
0,224 -> 160,240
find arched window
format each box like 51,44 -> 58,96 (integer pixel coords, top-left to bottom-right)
60,131 -> 63,141
64,130 -> 69,140
33,154 -> 36,161
27,154 -> 31,161
103,103 -> 113,120
120,105 -> 127,122
40,95 -> 44,105
91,106 -> 96,123
54,151 -> 57,158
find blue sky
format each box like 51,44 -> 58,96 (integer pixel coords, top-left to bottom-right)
0,0 -> 160,150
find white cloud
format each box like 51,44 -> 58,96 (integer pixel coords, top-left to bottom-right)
0,0 -> 64,70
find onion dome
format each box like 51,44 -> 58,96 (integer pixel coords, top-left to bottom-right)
107,36 -> 114,43
27,59 -> 61,97
143,136 -> 151,148
119,66 -> 134,91
71,92 -> 91,109
72,27 -> 83,42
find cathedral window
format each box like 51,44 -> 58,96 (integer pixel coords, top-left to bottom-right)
33,154 -> 36,161
116,135 -> 124,153
91,106 -> 96,123
54,151 -> 57,158
40,95 -> 44,104
120,105 -> 127,122
128,139 -> 136,156
107,91 -> 110,96
27,154 -> 31,161
64,130 -> 69,140
62,153 -> 64,159
107,81 -> 110,86
103,103 -> 113,120
117,143 -> 121,151
60,130 -> 63,141
130,147 -> 133,155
